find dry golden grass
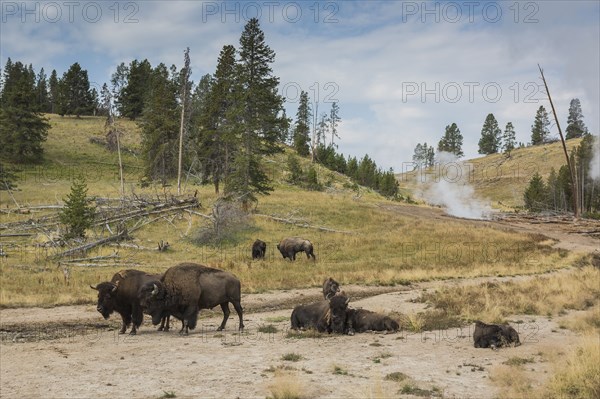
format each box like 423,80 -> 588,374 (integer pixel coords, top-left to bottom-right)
267,370 -> 307,399
420,266 -> 599,322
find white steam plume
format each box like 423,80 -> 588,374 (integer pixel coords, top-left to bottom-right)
414,152 -> 492,220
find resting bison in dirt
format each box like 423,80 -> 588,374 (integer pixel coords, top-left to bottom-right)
322,277 -> 340,299
345,309 -> 399,334
252,239 -> 267,259
277,237 -> 316,261
473,321 -> 520,349
290,294 -> 350,334
91,269 -> 164,335
139,263 -> 244,335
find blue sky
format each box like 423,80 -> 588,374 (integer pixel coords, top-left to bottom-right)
1,1 -> 599,171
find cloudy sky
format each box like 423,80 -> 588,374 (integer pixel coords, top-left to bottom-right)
1,0 -> 598,171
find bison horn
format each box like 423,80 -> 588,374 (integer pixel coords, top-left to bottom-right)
151,283 -> 159,296
345,297 -> 350,305
110,283 -> 118,292
89,285 -> 98,290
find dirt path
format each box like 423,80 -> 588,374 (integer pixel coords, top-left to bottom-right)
0,268 -> 583,399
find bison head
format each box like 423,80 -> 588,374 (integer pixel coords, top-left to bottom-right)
90,282 -> 118,319
323,277 -> 340,300
328,294 -> 350,334
138,281 -> 168,326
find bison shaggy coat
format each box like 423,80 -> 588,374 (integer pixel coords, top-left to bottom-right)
277,237 -> 316,261
473,321 -> 521,349
91,269 -> 162,335
139,263 -> 244,335
252,239 -> 267,259
290,295 -> 349,334
346,309 -> 399,333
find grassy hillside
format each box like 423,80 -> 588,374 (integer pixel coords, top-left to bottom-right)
399,139 -> 584,209
0,115 -> 585,307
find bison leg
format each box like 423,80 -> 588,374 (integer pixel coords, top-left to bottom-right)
232,301 -> 244,331
119,313 -> 132,334
217,303 -> 231,331
130,304 -> 144,335
180,307 -> 199,335
158,315 -> 170,332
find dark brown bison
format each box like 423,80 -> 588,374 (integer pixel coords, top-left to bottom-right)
322,277 -> 340,299
345,309 -> 399,334
91,269 -> 163,335
252,239 -> 267,259
473,321 -> 521,349
139,263 -> 244,335
290,294 -> 350,334
277,237 -> 315,261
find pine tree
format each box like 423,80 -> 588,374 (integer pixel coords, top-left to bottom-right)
502,122 -> 516,156
48,69 -> 59,114
0,162 -> 17,190
139,63 -> 180,183
115,59 -> 152,120
35,68 -> 50,112
329,102 -> 341,147
293,91 -> 311,156
59,176 -> 96,239
478,113 -> 502,155
225,18 -> 286,207
437,123 -> 463,157
0,59 -> 50,162
531,105 -> 550,145
523,172 -> 548,212
413,142 -> 434,167
61,62 -> 94,117
194,45 -> 236,194
565,98 -> 588,139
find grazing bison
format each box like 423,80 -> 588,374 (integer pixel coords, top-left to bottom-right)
277,237 -> 316,261
290,294 -> 350,334
252,239 -> 267,259
473,321 -> 520,349
345,309 -> 399,334
322,277 -> 340,299
139,263 -> 244,335
91,269 -> 162,335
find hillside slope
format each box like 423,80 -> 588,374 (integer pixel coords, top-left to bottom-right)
399,139 -> 584,209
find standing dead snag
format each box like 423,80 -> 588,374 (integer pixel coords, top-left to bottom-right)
538,64 -> 579,218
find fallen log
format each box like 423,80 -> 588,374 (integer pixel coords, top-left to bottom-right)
254,214 -> 354,235
53,230 -> 129,258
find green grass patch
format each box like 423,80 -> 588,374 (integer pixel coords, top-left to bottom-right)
281,353 -> 303,362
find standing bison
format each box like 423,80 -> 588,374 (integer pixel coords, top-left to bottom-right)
277,237 -> 316,261
346,309 -> 399,333
322,277 -> 340,299
290,294 -> 350,334
252,239 -> 267,259
139,263 -> 244,335
473,321 -> 521,349
91,269 -> 162,335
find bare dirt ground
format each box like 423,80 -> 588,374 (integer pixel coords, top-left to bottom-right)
1,210 -> 598,399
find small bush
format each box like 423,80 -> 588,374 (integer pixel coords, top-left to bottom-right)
281,353 -> 303,362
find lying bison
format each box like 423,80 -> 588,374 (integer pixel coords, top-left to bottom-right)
346,309 -> 399,334
322,277 -> 340,299
473,321 -> 520,349
277,237 -> 316,261
252,239 -> 267,259
290,294 -> 349,334
139,263 -> 244,335
91,269 -> 163,335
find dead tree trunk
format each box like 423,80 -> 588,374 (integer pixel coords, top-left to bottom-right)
538,64 -> 579,218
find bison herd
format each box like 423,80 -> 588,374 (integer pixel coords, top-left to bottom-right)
91,237 -> 521,349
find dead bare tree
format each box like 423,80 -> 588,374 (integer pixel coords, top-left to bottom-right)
177,47 -> 191,195
538,64 -> 579,217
